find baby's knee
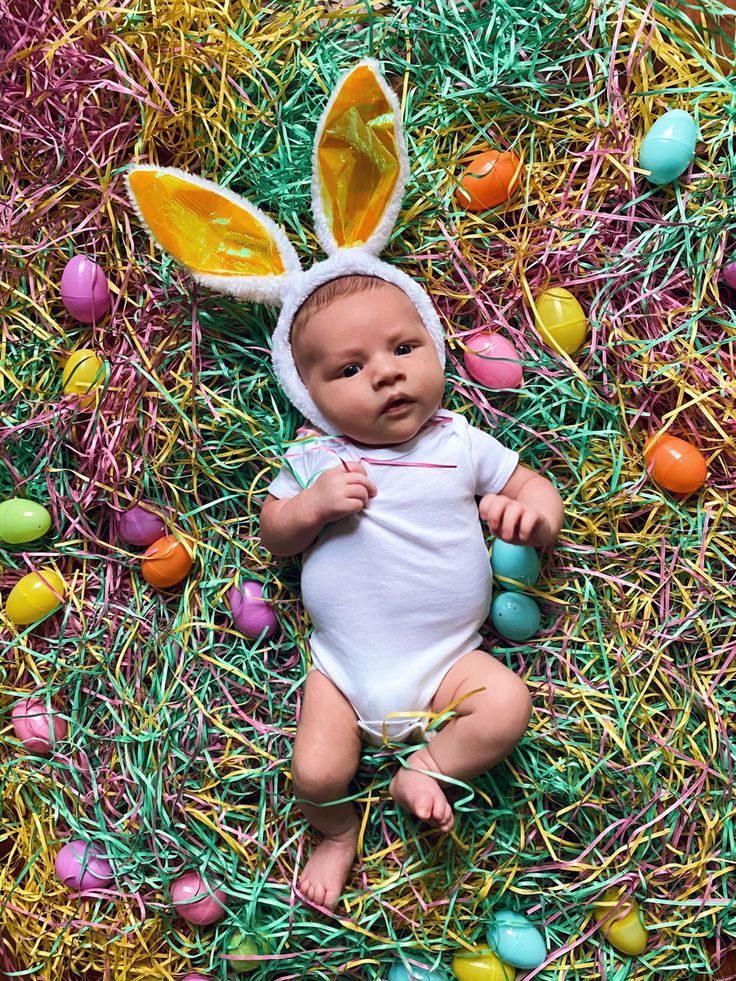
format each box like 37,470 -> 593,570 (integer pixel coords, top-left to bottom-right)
291,753 -> 352,805
479,677 -> 532,749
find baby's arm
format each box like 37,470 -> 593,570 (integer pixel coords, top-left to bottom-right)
479,464 -> 564,548
259,462 -> 377,557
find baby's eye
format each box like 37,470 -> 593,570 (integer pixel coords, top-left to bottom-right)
395,343 -> 413,356
342,364 -> 361,378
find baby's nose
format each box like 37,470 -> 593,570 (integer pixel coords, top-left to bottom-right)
372,355 -> 405,387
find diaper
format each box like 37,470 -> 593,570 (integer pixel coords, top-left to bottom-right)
357,714 -> 439,749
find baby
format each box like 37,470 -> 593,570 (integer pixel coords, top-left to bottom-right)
259,273 -> 564,910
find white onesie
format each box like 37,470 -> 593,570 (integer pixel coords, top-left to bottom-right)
267,409 -> 519,746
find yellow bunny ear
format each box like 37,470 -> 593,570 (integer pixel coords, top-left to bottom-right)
126,166 -> 302,305
312,60 -> 409,256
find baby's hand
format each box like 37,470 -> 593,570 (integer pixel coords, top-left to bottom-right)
479,494 -> 553,548
306,462 -> 377,524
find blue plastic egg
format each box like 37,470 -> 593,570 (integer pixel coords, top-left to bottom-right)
490,592 -> 541,641
387,960 -> 449,981
490,541 -> 540,591
486,910 -> 546,970
639,109 -> 696,185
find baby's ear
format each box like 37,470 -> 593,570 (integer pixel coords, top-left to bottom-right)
311,59 -> 409,257
126,166 -> 302,305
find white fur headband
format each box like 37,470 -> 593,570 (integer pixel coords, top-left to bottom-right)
125,59 -> 446,436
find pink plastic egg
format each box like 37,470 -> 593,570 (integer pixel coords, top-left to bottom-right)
55,840 -> 114,891
60,255 -> 110,323
229,581 -> 278,639
463,332 -> 523,389
118,504 -> 167,546
721,261 -> 736,289
181,976 -> 214,981
171,872 -> 227,925
12,696 -> 68,754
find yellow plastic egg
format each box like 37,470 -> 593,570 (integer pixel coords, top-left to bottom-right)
62,349 -> 105,409
452,945 -> 516,981
6,568 -> 67,625
533,287 -> 587,354
594,889 -> 648,956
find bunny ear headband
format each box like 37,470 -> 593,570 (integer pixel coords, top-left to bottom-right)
125,59 -> 446,436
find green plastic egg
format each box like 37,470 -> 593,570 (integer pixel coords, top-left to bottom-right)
490,592 -> 541,641
0,498 -> 52,544
490,541 -> 540,592
227,932 -> 271,974
388,960 -> 450,981
534,288 -> 587,354
486,910 -> 546,969
639,109 -> 696,185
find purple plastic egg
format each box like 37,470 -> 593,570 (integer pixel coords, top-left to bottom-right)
12,696 -> 68,754
464,332 -> 524,389
118,504 -> 167,546
721,261 -> 736,289
60,255 -> 111,323
55,840 -> 114,891
181,975 -> 213,981
171,872 -> 227,925
229,581 -> 278,639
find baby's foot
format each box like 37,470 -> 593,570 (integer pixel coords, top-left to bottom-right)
389,749 -> 454,832
298,816 -> 360,910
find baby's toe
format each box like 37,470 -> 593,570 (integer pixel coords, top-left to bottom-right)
415,792 -> 435,821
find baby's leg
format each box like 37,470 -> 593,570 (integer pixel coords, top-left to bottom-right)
390,650 -> 532,831
291,668 -> 363,910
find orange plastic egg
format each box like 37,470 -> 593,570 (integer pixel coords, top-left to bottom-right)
456,150 -> 523,212
140,534 -> 194,588
644,435 -> 707,494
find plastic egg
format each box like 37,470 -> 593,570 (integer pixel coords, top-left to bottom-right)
12,696 -> 68,754
6,567 -> 67,625
0,498 -> 52,544
721,261 -> 736,289
55,840 -> 114,891
594,889 -> 648,955
644,434 -> 707,494
534,288 -> 587,354
490,592 -> 540,641
452,945 -> 516,981
171,872 -> 227,925
119,504 -> 167,546
490,542 -> 540,592
62,349 -> 105,409
388,960 -> 451,981
60,255 -> 111,323
463,333 -> 523,390
226,931 -> 272,974
229,581 -> 278,639
486,910 -> 546,970
456,150 -> 523,212
639,109 -> 696,186
141,534 -> 194,588
181,975 -> 213,981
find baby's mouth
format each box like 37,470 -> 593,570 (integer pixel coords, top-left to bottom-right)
382,396 -> 414,414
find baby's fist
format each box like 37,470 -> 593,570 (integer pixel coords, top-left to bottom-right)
307,461 -> 377,524
479,494 -> 552,547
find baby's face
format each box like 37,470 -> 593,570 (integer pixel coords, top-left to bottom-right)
292,283 -> 445,446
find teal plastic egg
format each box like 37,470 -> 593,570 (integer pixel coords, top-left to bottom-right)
490,592 -> 540,641
486,910 -> 546,970
639,109 -> 696,185
388,959 -> 450,981
0,498 -> 52,544
490,541 -> 540,591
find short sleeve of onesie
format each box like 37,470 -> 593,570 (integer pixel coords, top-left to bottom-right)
457,415 -> 520,496
267,433 -> 342,501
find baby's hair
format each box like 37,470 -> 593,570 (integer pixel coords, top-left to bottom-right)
290,274 -> 390,342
